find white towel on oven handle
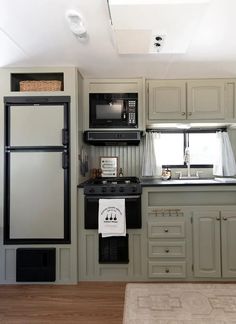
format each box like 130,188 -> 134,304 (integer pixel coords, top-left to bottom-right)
98,198 -> 126,238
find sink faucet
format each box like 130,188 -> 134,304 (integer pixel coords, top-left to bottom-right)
176,147 -> 202,179
184,147 -> 191,177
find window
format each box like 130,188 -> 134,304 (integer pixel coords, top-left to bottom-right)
157,130 -> 220,168
188,133 -> 218,165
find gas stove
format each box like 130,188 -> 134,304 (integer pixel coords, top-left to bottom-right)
84,176 -> 141,195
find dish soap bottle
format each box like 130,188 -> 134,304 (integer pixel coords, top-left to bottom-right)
166,168 -> 172,179
161,168 -> 172,180
118,168 -> 124,177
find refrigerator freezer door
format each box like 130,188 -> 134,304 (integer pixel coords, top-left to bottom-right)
9,152 -> 65,239
10,105 -> 64,146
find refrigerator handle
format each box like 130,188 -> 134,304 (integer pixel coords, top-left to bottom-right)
62,152 -> 69,169
62,129 -> 69,146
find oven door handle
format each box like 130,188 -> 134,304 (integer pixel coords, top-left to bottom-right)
86,195 -> 141,199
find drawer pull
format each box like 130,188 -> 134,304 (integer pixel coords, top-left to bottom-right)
164,228 -> 169,233
223,217 -> 228,221
165,268 -> 170,273
165,249 -> 170,253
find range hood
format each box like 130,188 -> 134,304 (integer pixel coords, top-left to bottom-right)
84,131 -> 141,146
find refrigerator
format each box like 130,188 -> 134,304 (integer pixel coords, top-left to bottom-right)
4,96 -> 70,244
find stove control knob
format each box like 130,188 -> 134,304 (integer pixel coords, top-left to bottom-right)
111,187 -> 116,193
119,187 -> 124,193
89,188 -> 95,193
102,187 -> 107,193
132,186 -> 137,193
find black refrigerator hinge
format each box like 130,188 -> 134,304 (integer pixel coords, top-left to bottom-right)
62,152 -> 69,169
62,129 -> 69,145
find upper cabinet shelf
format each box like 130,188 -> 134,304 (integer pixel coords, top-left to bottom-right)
11,73 -> 64,92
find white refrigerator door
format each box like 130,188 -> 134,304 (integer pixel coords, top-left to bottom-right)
10,105 -> 64,146
9,152 -> 65,239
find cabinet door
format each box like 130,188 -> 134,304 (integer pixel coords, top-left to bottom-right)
148,80 -> 186,120
192,211 -> 221,277
187,80 -> 225,119
221,211 -> 236,278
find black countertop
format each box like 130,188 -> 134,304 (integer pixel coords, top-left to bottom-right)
78,177 -> 236,188
140,178 -> 236,186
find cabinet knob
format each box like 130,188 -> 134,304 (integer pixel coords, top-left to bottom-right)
216,217 -> 220,221
181,112 -> 186,116
165,268 -> 170,273
188,112 -> 192,116
223,217 -> 228,221
165,249 -> 170,253
164,228 -> 169,233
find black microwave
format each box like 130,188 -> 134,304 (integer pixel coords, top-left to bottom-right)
89,93 -> 138,128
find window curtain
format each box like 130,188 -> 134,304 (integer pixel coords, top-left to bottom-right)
213,131 -> 236,177
142,132 -> 162,177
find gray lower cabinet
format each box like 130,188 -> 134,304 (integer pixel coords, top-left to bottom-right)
221,211 -> 236,277
192,209 -> 236,278
192,210 -> 221,278
78,186 -> 236,282
147,213 -> 187,279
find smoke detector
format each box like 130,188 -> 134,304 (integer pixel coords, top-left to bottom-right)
150,34 -> 165,53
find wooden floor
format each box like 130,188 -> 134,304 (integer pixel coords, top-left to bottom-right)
0,282 -> 126,324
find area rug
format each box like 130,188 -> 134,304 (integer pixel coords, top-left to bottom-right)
123,283 -> 236,324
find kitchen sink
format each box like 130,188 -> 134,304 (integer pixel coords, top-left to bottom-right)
168,178 -> 236,185
214,177 -> 236,183
169,179 -> 218,185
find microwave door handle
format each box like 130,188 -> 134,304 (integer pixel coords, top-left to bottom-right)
122,101 -> 127,120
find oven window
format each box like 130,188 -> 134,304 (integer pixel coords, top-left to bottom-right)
96,101 -> 122,119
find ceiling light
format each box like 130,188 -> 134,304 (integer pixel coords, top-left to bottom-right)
65,10 -> 87,39
176,124 -> 191,129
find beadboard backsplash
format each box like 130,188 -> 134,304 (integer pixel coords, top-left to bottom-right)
87,138 -> 213,179
89,139 -> 145,177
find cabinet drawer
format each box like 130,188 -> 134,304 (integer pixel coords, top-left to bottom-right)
148,221 -> 185,238
148,241 -> 186,258
148,261 -> 186,278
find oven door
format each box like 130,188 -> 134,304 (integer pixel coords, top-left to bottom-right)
84,195 -> 141,229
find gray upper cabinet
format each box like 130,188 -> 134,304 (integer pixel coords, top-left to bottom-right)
187,80 -> 225,120
147,79 -> 226,122
147,80 -> 186,120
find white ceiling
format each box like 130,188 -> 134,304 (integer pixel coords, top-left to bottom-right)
1,0 -> 236,79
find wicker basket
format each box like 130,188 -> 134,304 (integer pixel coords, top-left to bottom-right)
19,80 -> 62,92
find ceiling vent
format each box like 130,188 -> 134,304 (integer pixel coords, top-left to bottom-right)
150,34 -> 165,53
108,0 -> 210,54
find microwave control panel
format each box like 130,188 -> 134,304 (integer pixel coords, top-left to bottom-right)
127,100 -> 137,125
